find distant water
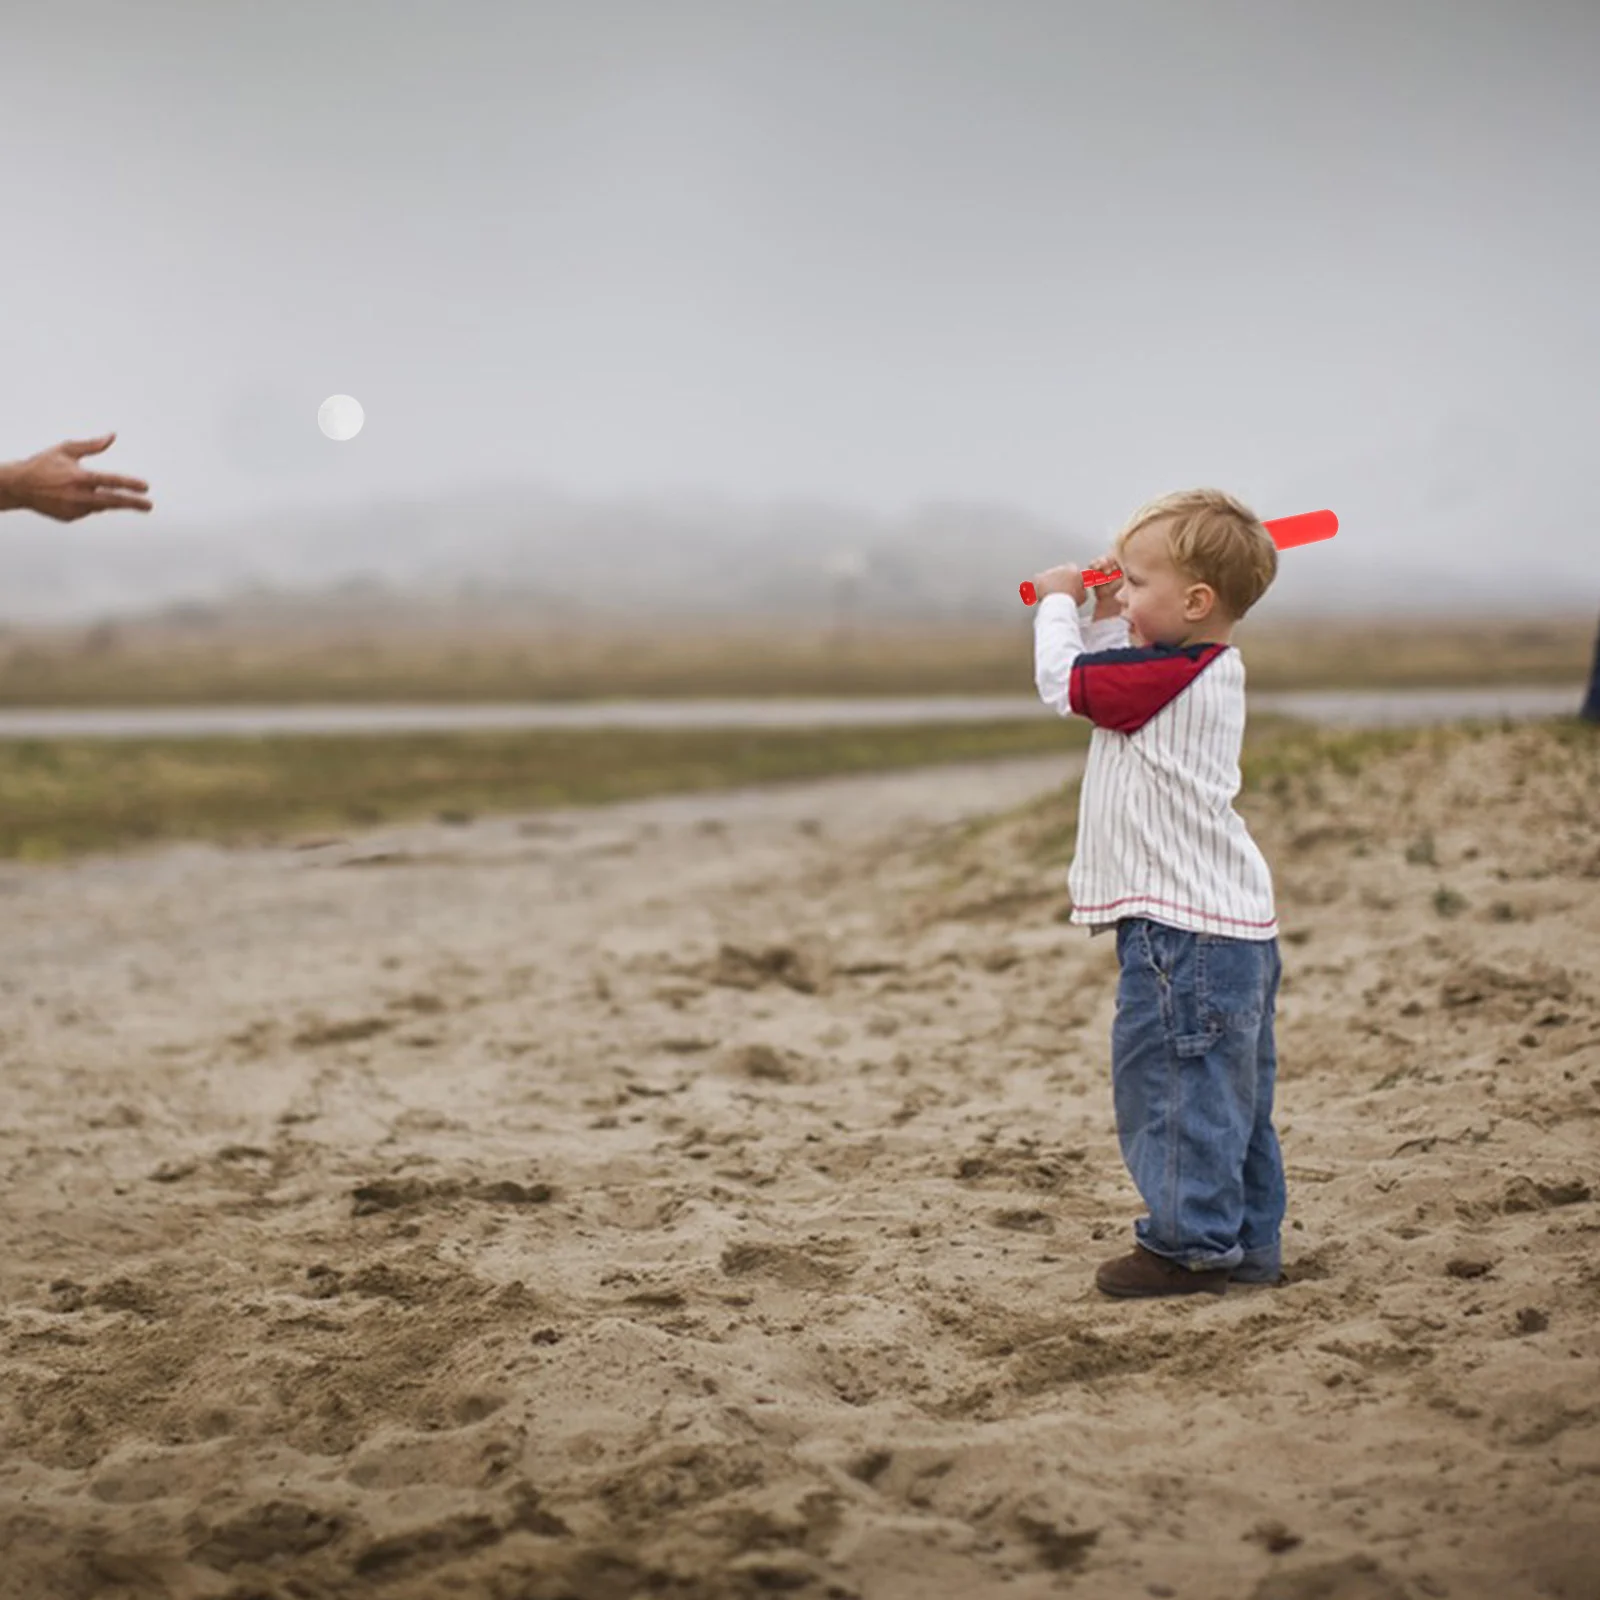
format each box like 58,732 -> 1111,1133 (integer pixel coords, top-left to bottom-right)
0,685 -> 1583,739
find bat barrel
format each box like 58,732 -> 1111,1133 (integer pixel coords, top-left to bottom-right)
1263,509 -> 1338,549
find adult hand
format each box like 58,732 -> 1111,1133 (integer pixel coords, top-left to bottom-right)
0,433 -> 153,520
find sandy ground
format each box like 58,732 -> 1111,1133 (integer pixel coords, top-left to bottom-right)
1,727 -> 1597,1600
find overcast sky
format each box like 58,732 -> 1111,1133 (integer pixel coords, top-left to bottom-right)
3,0 -> 1596,577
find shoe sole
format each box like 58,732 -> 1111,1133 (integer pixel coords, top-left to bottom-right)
1096,1278 -> 1229,1298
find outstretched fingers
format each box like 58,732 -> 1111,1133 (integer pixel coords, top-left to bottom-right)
88,489 -> 154,512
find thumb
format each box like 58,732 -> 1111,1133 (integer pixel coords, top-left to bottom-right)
63,433 -> 115,457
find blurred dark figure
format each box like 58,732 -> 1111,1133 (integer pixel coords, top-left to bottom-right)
1583,613 -> 1600,723
0,433 -> 153,520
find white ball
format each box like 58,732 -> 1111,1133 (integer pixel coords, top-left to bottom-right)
317,394 -> 364,441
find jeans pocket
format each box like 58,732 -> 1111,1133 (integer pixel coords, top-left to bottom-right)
1195,934 -> 1267,1032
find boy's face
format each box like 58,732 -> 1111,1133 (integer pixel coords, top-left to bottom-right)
1118,522 -> 1217,647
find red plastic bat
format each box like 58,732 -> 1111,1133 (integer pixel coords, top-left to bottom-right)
1019,509 -> 1338,606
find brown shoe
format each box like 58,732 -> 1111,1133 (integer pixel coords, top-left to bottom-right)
1095,1244 -> 1229,1298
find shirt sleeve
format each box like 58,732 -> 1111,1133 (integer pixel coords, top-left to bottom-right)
1033,592 -> 1088,718
1082,615 -> 1131,652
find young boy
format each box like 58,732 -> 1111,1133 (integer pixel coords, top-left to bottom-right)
1030,488 -> 1284,1298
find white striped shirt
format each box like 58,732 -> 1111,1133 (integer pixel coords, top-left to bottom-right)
1033,592 -> 1278,942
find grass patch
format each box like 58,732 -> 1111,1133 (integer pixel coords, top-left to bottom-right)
0,717 -> 1091,863
0,615 -> 1592,706
5,694 -> 1591,867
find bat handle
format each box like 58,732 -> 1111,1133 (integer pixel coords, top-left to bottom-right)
1019,568 -> 1121,606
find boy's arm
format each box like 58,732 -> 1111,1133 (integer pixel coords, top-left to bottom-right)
1038,589 -> 1230,733
1081,612 -> 1131,651
1034,584 -> 1132,716
1033,591 -> 1090,717
1081,557 -> 1129,651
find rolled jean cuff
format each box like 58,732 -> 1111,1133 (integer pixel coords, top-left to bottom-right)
1134,1228 -> 1244,1272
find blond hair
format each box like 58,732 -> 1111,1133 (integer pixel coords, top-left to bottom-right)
1112,488 -> 1278,622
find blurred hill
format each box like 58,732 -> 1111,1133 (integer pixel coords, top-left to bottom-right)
0,481 -> 1591,629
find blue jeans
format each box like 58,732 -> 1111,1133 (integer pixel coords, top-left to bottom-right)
1111,917 -> 1286,1276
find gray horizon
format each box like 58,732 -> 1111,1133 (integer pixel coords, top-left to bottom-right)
2,0 -> 1595,623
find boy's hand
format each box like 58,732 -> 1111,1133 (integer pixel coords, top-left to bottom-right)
1084,554 -> 1124,619
1031,563 -> 1087,605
